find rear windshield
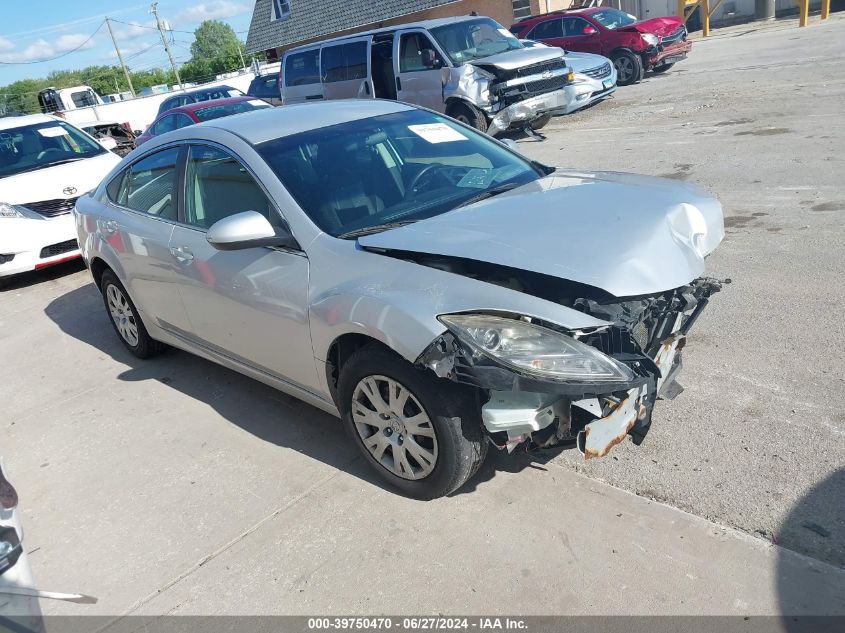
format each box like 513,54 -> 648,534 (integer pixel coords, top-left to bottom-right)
194,100 -> 272,121
284,49 -> 320,86
193,87 -> 244,101
590,9 -> 638,29
0,120 -> 105,179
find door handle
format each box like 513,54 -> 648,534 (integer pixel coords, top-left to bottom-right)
103,220 -> 118,234
396,77 -> 402,91
170,246 -> 194,263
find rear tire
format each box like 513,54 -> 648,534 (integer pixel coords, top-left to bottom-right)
100,269 -> 164,359
612,50 -> 644,85
446,101 -> 489,133
530,113 -> 552,130
651,62 -> 675,74
338,345 -> 487,499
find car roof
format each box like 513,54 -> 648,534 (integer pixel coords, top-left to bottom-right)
513,7 -> 597,26
0,113 -> 61,131
194,99 -> 413,145
173,96 -> 261,114
287,15 -> 489,52
177,84 -> 238,97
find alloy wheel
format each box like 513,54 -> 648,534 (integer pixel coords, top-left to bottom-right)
351,375 -> 438,480
614,56 -> 633,83
106,284 -> 139,346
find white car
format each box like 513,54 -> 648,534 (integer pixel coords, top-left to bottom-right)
0,114 -> 121,281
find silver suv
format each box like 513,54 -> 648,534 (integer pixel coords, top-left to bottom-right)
75,101 -> 725,499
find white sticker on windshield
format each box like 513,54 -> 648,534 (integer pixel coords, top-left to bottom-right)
498,28 -> 516,39
408,123 -> 468,144
37,127 -> 69,138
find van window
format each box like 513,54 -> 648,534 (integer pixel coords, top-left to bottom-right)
531,18 -> 563,40
399,33 -> 442,72
321,42 -> 368,83
284,49 -> 320,86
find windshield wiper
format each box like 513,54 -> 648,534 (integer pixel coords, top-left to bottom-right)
337,220 -> 418,240
454,182 -> 523,209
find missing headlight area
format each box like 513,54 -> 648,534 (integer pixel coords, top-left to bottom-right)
411,252 -> 727,458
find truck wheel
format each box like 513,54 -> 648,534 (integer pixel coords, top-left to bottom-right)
338,345 -> 487,499
530,113 -> 552,130
651,62 -> 675,74
612,50 -> 644,85
447,102 -> 488,133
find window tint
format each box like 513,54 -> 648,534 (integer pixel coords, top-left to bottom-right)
399,33 -> 442,72
184,145 -> 273,229
563,17 -> 592,36
284,49 -> 320,86
531,18 -> 563,39
153,114 -> 177,135
115,148 -> 179,220
321,42 -> 368,83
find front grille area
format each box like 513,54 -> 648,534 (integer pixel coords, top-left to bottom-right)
22,196 -> 79,218
522,74 -> 566,95
514,58 -> 566,78
39,239 -> 78,259
583,62 -> 612,79
661,26 -> 687,46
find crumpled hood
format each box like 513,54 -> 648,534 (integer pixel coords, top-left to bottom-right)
618,17 -> 684,37
472,45 -> 564,72
359,171 -> 724,298
0,151 -> 121,205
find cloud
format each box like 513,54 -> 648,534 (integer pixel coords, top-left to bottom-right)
0,32 -> 96,63
175,1 -> 251,25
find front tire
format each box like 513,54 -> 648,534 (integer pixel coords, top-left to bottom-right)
612,50 -> 644,85
651,62 -> 675,74
530,113 -> 552,130
446,101 -> 489,133
100,269 -> 163,359
338,345 -> 487,499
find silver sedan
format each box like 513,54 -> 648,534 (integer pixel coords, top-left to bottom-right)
74,100 -> 725,499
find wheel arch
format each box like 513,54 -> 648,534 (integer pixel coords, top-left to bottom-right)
324,333 -> 398,407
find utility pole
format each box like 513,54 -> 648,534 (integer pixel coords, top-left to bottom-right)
105,17 -> 136,97
151,2 -> 183,90
236,43 -> 246,70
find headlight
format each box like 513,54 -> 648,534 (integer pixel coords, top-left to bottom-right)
642,33 -> 659,47
439,314 -> 635,382
0,202 -> 26,218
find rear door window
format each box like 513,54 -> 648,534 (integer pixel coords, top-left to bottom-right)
284,49 -> 320,86
531,18 -> 563,39
114,147 -> 180,220
321,42 -> 368,82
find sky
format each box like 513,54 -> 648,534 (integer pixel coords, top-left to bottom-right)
0,0 -> 255,85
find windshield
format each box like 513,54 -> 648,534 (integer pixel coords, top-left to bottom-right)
256,109 -> 541,238
194,99 -> 272,121
0,119 -> 105,179
590,9 -> 638,30
430,18 -> 523,64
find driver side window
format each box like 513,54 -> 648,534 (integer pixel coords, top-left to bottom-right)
399,33 -> 442,72
184,145 -> 275,230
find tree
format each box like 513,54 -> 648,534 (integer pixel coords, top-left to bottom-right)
190,20 -> 242,63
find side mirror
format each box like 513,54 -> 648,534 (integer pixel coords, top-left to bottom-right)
582,26 -> 598,35
421,49 -> 441,69
207,211 -> 298,251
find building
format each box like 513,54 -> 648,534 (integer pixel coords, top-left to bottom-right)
245,0 -> 579,59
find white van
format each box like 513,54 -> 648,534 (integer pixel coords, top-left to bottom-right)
279,16 -> 576,136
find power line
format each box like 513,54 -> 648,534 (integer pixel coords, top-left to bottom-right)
108,17 -> 195,35
0,20 -> 106,65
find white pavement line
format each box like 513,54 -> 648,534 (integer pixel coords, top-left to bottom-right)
96,459 -> 356,630
545,457 -> 845,576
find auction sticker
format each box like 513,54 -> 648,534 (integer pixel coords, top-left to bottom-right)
408,123 -> 467,144
37,127 -> 69,138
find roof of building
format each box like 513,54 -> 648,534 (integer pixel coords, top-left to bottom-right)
245,0 -> 459,54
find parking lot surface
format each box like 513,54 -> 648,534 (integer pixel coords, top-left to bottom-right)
1,13 -> 844,618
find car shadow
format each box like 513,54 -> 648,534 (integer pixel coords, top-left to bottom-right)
43,283 -> 388,493
0,258 -> 86,292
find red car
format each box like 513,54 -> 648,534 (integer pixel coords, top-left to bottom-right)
511,8 -> 691,85
134,96 -> 272,148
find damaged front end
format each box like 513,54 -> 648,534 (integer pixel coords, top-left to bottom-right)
417,277 -> 726,459
443,56 -> 575,136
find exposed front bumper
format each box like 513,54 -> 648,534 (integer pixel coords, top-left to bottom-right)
647,40 -> 693,69
487,88 -> 571,136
